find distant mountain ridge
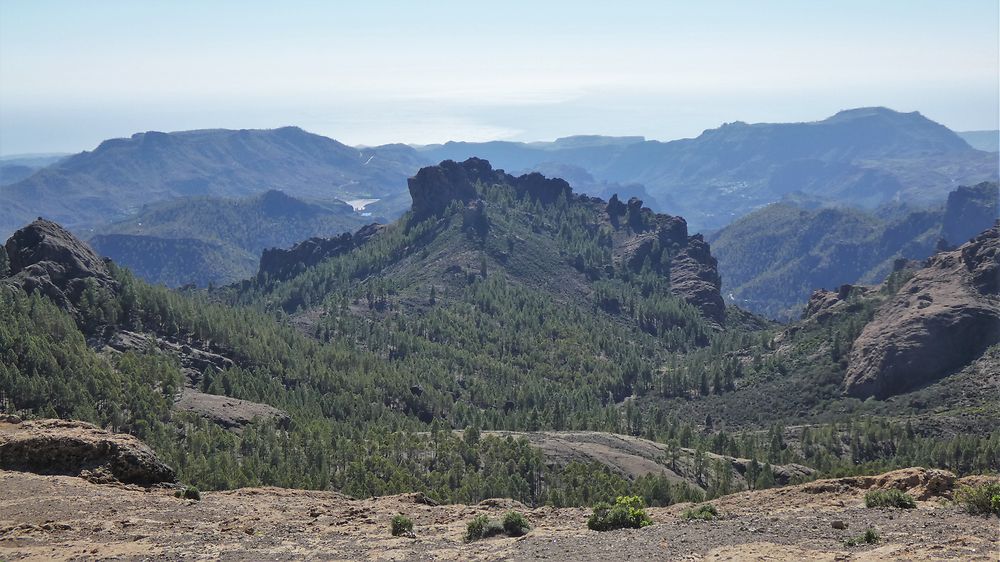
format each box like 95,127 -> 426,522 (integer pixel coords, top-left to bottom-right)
418,108 -> 998,230
709,182 -> 1000,319
3,107 -> 995,241
958,130 -> 1000,152
0,126 -> 423,237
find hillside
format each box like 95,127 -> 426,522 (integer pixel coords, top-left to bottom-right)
709,182 -> 999,319
420,108 -> 998,231
89,190 -> 369,287
0,127 -> 423,237
0,161 -> 998,514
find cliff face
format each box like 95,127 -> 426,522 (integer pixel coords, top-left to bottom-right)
941,181 -> 999,247
257,223 -> 385,281
667,235 -> 725,324
410,159 -> 725,324
844,223 -> 1000,399
407,157 -> 573,220
3,218 -> 117,315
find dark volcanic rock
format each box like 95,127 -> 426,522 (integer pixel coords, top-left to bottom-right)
258,223 -> 385,281
3,218 -> 117,314
0,418 -> 175,486
408,158 -> 573,220
669,235 -> 726,324
844,224 -> 1000,399
408,159 -> 486,219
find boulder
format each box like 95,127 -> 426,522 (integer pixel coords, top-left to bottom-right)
0,418 -> 175,486
844,224 -> 1000,398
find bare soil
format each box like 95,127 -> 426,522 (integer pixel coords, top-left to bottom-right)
1,468 -> 997,561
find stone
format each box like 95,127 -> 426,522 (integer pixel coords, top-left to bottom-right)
844,224 -> 1000,398
0,418 -> 175,486
3,218 -> 118,316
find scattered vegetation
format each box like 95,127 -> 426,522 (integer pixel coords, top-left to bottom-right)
464,514 -> 505,542
464,510 -> 532,541
954,482 -> 1000,516
844,528 -> 880,547
864,488 -> 916,509
501,511 -> 531,537
587,495 -> 653,531
680,503 -> 719,521
174,485 -> 201,501
390,514 -> 414,536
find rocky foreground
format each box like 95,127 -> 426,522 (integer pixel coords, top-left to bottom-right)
0,420 -> 997,561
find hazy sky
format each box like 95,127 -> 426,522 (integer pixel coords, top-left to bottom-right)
1,0 -> 998,155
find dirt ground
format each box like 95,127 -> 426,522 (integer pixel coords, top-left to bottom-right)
0,468 -> 997,561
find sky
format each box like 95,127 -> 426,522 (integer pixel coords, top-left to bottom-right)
1,0 -> 998,155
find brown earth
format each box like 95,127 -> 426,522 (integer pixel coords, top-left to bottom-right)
0,467 -> 996,561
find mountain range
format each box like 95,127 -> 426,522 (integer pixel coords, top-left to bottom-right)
709,181 -> 999,319
2,108 -> 996,246
0,127 -> 422,237
417,108 -> 997,230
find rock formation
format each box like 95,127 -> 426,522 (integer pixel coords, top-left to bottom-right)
802,284 -> 873,323
2,218 -> 117,315
668,235 -> 726,324
407,158 -> 573,220
174,389 -> 291,433
844,223 -> 1000,398
258,223 -> 385,281
941,181 -> 999,247
0,418 -> 175,486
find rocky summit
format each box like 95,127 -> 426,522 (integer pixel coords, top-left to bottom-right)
845,223 -> 1000,398
2,218 -> 117,315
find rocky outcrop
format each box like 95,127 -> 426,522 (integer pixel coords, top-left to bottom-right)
175,389 -> 290,433
612,200 -> 724,323
0,418 -> 175,486
669,235 -> 726,324
844,224 -> 1000,398
258,223 -> 385,281
941,181 -> 999,247
408,158 -> 573,220
803,284 -> 873,323
2,219 -> 117,315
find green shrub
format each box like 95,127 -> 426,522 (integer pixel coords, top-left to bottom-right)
390,514 -> 414,536
502,511 -> 531,537
864,488 -> 915,509
954,482 -> 1000,516
465,514 -> 505,542
587,495 -> 653,531
174,485 -> 201,501
845,528 -> 880,546
681,503 -> 719,521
